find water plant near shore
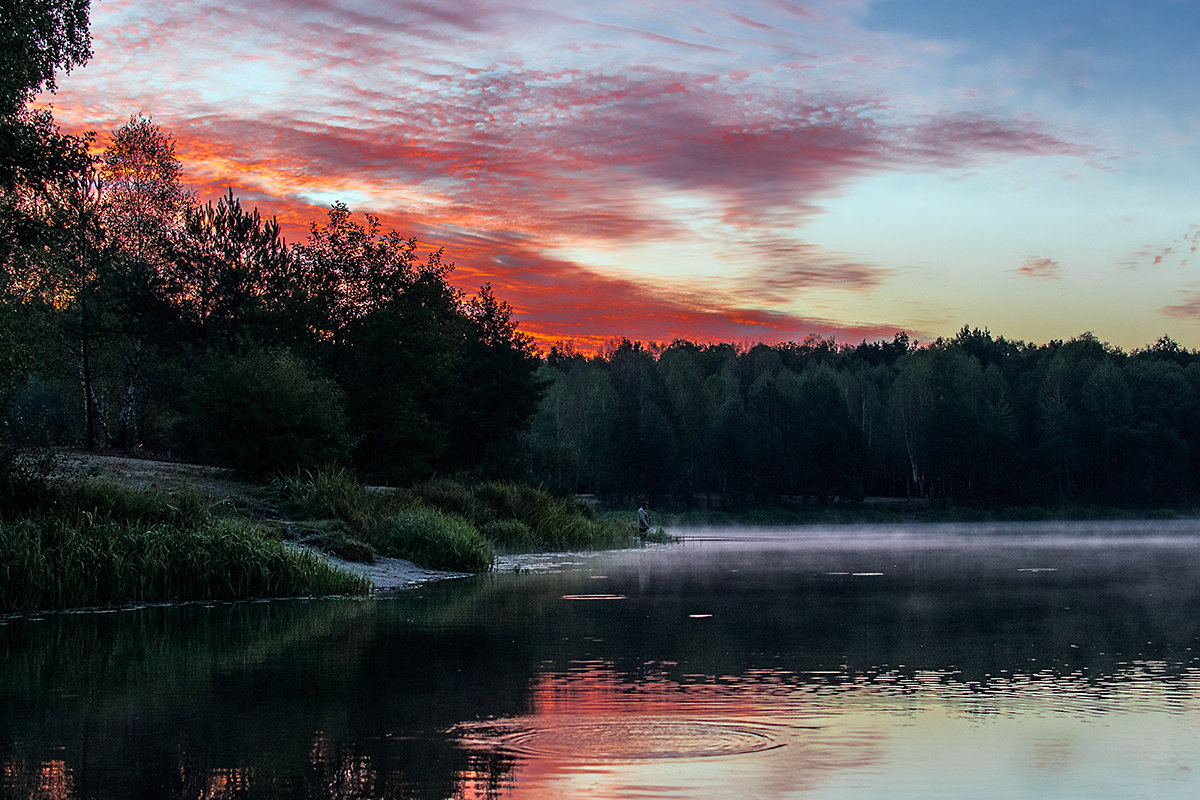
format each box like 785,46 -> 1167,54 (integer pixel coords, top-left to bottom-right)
362,508 -> 494,572
0,479 -> 370,613
272,469 -> 636,569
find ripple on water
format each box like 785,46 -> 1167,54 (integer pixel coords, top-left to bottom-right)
453,716 -> 788,761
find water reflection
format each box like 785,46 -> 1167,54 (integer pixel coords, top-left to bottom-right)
4,522 -> 1200,798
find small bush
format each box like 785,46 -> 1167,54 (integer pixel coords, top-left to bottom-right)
364,509 -> 494,572
0,446 -> 63,518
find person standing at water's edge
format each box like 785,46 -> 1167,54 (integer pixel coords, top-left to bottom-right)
637,500 -> 650,542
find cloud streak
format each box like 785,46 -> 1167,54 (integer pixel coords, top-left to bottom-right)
44,0 -> 1112,349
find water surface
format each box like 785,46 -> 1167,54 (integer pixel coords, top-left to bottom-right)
4,521 -> 1200,798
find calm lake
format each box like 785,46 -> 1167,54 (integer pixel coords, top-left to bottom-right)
4,521 -> 1200,799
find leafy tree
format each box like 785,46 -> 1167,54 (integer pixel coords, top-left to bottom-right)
0,0 -> 92,116
530,360 -> 620,494
166,189 -> 295,354
336,273 -> 465,483
99,115 -> 189,265
183,350 -> 351,478
441,284 -> 545,477
293,202 -> 449,343
25,158 -> 115,449
794,365 -> 858,501
657,343 -> 708,496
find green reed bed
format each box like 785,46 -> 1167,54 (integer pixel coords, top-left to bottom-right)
362,508 -> 494,572
273,469 -> 636,571
0,480 -> 370,613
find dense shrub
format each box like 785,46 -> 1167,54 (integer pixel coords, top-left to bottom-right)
185,350 -> 352,478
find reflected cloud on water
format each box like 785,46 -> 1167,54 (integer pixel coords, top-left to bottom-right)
5,521 -> 1200,798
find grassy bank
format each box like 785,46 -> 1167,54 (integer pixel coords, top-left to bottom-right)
0,478 -> 370,614
272,469 -> 638,571
0,458 -> 646,613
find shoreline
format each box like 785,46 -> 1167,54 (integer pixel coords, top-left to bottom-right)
317,550 -> 475,591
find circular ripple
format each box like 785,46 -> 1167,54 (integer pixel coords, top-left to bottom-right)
456,717 -> 785,760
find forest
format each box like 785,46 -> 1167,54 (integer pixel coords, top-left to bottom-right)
6,1 -> 1200,517
527,331 -> 1200,510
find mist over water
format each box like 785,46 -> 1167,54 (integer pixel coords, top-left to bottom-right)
4,521 -> 1200,798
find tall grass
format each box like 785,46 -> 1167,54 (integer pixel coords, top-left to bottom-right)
466,481 -> 631,551
273,469 -> 637,570
0,517 -> 370,613
270,467 -> 384,527
0,478 -> 370,613
361,509 -> 494,572
272,469 -> 494,570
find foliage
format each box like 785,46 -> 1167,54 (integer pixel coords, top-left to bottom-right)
270,466 -> 385,529
99,115 -> 189,264
0,516 -> 370,612
361,508 -> 494,573
0,478 -> 370,612
292,201 -> 450,341
412,478 -> 632,551
528,328 -> 1200,511
274,470 -> 635,565
165,189 -> 295,353
4,106 -> 542,482
0,0 -> 92,115
184,350 -> 352,478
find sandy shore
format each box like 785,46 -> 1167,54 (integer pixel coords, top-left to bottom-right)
318,551 -> 474,591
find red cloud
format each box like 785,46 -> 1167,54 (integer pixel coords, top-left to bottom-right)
45,0 -> 1093,352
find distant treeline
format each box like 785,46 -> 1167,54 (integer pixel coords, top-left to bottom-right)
527,330 -> 1200,509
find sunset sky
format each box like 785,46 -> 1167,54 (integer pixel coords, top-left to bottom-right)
41,0 -> 1200,351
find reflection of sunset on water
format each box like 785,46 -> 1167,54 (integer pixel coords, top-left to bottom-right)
456,660 -> 888,798
7,526 -> 1200,797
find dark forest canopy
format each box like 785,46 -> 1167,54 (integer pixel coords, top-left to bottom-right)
4,110 -> 1200,509
527,329 -> 1200,509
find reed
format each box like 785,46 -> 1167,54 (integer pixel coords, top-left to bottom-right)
271,467 -> 382,528
0,478 -> 371,613
363,509 -> 494,572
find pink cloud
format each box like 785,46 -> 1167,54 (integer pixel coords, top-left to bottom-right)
45,0 -> 1098,351
1163,290 -> 1200,322
1015,256 -> 1061,279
